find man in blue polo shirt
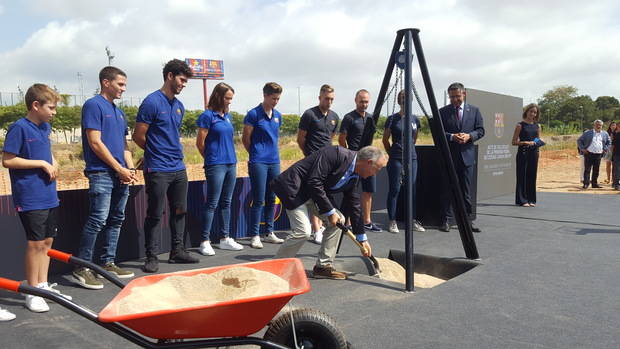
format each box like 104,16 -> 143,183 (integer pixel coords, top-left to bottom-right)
338,89 -> 381,232
73,66 -> 137,290
242,82 -> 285,249
133,59 -> 199,273
297,84 -> 339,244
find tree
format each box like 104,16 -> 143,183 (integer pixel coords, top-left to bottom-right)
595,96 -> 619,111
537,85 -> 578,126
557,95 -> 595,131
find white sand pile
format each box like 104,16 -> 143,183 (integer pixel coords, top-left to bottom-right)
116,267 -> 290,316
375,258 -> 446,288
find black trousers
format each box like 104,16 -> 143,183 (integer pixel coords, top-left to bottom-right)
583,153 -> 603,185
143,170 -> 188,256
440,158 -> 473,223
515,148 -> 539,205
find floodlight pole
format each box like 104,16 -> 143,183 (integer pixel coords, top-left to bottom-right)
203,79 -> 209,110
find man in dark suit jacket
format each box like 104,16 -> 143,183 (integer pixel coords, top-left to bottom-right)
271,145 -> 387,279
439,82 -> 485,232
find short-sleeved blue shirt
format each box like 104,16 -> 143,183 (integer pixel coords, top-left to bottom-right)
243,104 -> 281,164
384,113 -> 420,160
2,118 -> 59,212
196,109 -> 237,165
136,90 -> 185,172
81,95 -> 128,171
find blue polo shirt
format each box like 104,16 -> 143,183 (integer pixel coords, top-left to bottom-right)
3,118 -> 59,212
197,109 -> 237,165
82,95 -> 128,171
243,104 -> 281,164
385,112 -> 420,160
136,90 -> 185,172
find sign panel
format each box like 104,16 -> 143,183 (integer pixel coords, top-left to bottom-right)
185,58 -> 225,80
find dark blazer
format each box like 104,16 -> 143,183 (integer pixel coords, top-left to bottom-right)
439,103 -> 485,166
271,145 -> 363,234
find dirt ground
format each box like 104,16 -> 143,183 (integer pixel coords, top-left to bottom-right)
0,149 -> 617,196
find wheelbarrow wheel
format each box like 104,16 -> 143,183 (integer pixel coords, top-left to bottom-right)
263,308 -> 348,349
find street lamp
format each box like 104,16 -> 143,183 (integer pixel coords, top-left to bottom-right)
579,105 -> 584,131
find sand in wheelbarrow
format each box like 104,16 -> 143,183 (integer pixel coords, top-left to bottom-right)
375,258 -> 445,288
116,267 -> 290,316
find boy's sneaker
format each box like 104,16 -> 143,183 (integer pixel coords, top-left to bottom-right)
388,221 -> 399,234
219,237 -> 244,251
168,249 -> 199,264
312,265 -> 347,280
413,220 -> 426,232
0,307 -> 16,321
40,282 -> 72,301
312,227 -> 325,244
262,232 -> 284,244
143,256 -> 159,273
102,262 -> 135,279
250,236 -> 263,249
72,267 -> 104,290
364,222 -> 382,232
25,295 -> 49,313
199,240 -> 215,256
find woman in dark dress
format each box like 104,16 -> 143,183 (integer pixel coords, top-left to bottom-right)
512,103 -> 542,207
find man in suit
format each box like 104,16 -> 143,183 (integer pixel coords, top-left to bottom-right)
439,82 -> 485,232
271,145 -> 387,280
577,120 -> 611,189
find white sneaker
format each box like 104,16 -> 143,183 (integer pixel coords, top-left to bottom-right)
0,307 -> 16,321
388,220 -> 399,234
250,236 -> 263,249
263,232 -> 284,244
199,240 -> 215,256
413,220 -> 426,232
40,282 -> 72,301
219,237 -> 244,251
312,227 -> 325,244
25,295 -> 49,313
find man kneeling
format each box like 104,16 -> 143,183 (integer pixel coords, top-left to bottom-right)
271,145 -> 387,279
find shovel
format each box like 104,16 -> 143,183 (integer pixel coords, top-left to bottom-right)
336,223 -> 381,274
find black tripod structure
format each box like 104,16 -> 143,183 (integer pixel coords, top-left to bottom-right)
361,28 -> 480,292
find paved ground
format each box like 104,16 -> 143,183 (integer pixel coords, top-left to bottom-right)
1,192 -> 619,348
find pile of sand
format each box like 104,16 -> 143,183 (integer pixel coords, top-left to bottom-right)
116,267 -> 290,316
375,258 -> 446,288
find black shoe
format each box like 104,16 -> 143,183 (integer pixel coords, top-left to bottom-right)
471,224 -> 481,233
582,183 -> 589,189
168,249 -> 199,264
439,222 -> 450,232
592,184 -> 602,188
143,256 -> 159,273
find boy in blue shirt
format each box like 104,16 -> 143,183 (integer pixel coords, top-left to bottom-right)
133,59 -> 199,272
2,84 -> 71,315
72,66 -> 137,290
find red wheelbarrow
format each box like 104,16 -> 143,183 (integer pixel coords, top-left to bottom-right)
0,249 -> 351,349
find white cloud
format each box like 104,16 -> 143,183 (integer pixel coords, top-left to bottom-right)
1,0 -> 620,115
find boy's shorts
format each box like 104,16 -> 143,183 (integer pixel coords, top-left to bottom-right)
18,207 -> 58,241
361,175 -> 376,193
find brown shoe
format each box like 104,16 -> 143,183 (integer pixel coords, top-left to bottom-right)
313,265 -> 347,280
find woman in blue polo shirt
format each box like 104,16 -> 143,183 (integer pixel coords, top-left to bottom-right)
242,82 -> 285,249
382,90 -> 425,234
196,82 -> 243,255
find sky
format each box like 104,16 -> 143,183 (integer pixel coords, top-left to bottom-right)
1,0 -> 619,115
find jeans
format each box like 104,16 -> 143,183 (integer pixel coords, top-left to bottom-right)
144,170 -> 188,256
202,164 -> 237,241
386,158 -> 418,221
77,171 -> 129,264
248,162 -> 280,237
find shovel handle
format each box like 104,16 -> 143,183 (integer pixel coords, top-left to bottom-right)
336,223 -> 368,254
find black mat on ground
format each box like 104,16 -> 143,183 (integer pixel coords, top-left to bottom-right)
1,192 -> 619,348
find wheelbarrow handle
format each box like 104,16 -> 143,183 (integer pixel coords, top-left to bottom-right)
47,249 -> 126,289
0,277 -> 20,292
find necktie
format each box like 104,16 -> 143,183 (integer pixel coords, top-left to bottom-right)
456,106 -> 461,121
